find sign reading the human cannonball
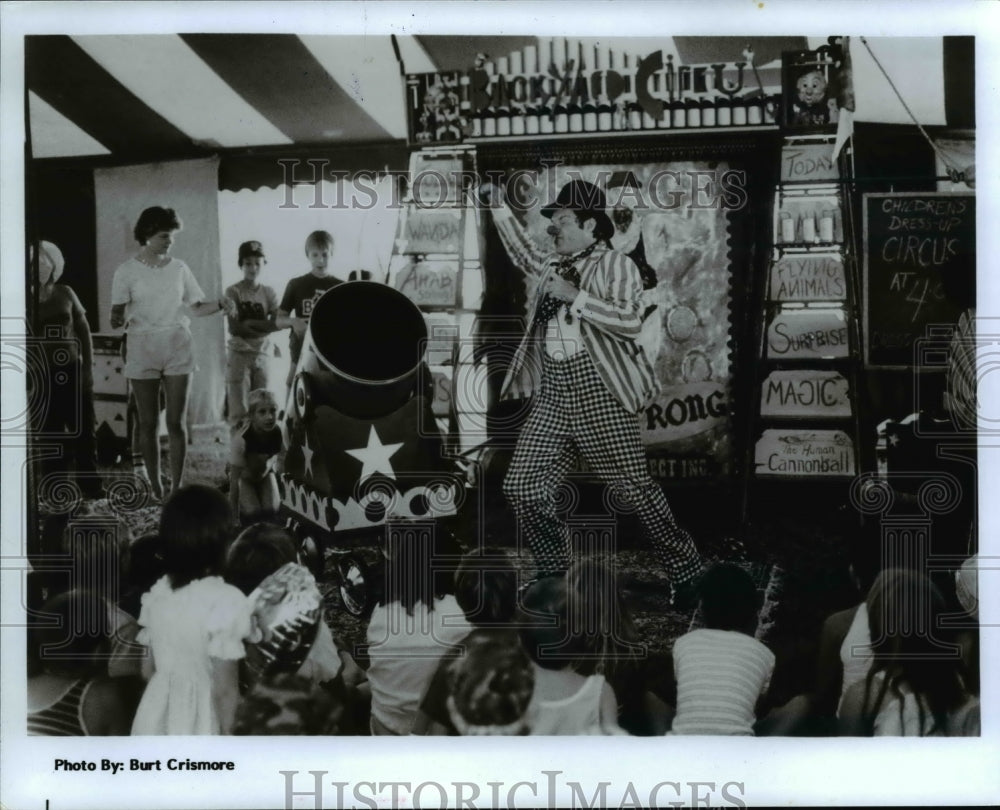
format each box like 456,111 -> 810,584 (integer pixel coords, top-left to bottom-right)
760,370 -> 851,418
754,429 -> 856,477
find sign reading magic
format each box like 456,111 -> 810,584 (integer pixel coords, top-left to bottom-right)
406,51 -> 780,143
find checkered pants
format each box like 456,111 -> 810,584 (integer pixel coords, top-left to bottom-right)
503,350 -> 702,584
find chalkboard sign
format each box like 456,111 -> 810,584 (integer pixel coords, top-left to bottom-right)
863,193 -> 975,368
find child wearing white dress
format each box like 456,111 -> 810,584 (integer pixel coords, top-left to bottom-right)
131,486 -> 254,735
670,563 -> 774,736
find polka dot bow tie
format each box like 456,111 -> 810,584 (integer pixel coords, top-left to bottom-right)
533,243 -> 596,326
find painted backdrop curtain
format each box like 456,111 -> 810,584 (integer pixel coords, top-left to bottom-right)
94,157 -> 225,425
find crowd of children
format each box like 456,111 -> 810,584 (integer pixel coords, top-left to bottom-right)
26,484 -> 982,737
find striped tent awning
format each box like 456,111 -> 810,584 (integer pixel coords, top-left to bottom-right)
27,35 -> 807,169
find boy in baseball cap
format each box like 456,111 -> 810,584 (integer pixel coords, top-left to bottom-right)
225,240 -> 279,426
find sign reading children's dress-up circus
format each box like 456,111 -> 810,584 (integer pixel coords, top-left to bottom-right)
496,162 -> 739,482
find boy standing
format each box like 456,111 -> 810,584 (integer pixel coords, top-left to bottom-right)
225,240 -> 278,426
275,231 -> 342,390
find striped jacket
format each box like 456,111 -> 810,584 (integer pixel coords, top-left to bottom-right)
493,205 -> 659,414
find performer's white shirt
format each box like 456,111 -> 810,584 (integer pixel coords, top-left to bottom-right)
543,291 -> 589,360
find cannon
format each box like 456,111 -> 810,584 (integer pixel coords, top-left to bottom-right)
277,281 -> 465,615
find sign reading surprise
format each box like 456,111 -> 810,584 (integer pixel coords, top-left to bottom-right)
766,306 -> 850,359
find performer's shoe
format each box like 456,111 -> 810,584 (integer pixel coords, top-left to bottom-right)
669,578 -> 699,612
519,572 -> 564,595
79,480 -> 106,500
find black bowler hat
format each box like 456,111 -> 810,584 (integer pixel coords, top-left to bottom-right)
541,180 -> 614,241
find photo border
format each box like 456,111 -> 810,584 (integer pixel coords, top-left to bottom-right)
3,2 -> 998,808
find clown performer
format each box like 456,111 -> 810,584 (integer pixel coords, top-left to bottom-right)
480,179 -> 703,607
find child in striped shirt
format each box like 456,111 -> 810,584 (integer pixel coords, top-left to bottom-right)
669,563 -> 774,735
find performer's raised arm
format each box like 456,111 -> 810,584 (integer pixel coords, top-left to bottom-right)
478,183 -> 549,279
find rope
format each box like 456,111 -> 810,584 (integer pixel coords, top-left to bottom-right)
859,37 -> 968,184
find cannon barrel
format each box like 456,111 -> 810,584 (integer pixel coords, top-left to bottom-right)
294,281 -> 428,419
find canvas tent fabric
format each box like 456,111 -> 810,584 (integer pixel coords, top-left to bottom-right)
27,34 -> 970,171
26,34 -> 813,165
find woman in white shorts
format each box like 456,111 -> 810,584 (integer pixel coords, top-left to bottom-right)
110,207 -> 235,501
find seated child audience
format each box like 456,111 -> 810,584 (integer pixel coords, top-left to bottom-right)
446,629 -> 535,736
232,672 -> 344,735
669,563 -> 774,735
954,554 -> 980,696
28,589 -> 141,735
519,575 -> 623,735
61,506 -> 144,680
30,506 -> 144,680
131,486 -> 254,735
229,389 -> 284,525
365,530 -> 472,735
757,539 -> 881,736
568,555 -> 672,735
224,522 -> 362,691
838,568 -> 980,737
411,547 -> 519,735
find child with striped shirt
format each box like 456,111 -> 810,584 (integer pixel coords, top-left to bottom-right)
669,563 -> 774,735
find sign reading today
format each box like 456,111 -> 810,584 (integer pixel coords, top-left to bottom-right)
754,429 -> 855,477
780,143 -> 840,183
760,370 -> 851,418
